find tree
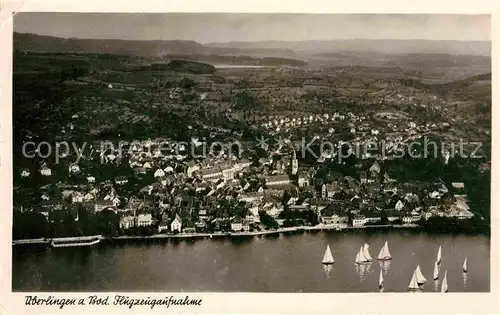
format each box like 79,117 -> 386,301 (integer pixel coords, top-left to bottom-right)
233,90 -> 259,110
178,77 -> 197,90
258,211 -> 279,229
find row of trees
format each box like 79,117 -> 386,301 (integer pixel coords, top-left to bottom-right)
13,208 -> 120,240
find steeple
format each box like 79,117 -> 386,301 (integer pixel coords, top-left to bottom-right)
291,150 -> 298,175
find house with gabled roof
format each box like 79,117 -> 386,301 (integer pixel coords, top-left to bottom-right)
171,214 -> 182,232
40,163 -> 52,176
395,199 -> 405,211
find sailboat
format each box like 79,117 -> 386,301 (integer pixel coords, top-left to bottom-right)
355,245 -> 371,264
408,271 -> 421,291
441,269 -> 448,292
415,265 -> 427,284
379,269 -> 384,289
436,246 -> 442,265
322,245 -> 335,264
433,261 -> 439,280
463,257 -> 468,273
363,243 -> 373,261
377,241 -> 392,260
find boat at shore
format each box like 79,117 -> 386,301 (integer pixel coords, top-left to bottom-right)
50,235 -> 101,248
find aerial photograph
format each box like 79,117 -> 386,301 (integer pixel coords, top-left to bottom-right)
12,13 -> 491,292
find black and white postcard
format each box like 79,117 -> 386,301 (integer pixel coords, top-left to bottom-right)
1,0 -> 498,314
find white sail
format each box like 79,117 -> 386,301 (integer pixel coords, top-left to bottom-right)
377,241 -> 392,260
355,246 -> 363,263
437,246 -> 442,264
463,257 -> 467,273
408,271 -> 420,290
415,265 -> 427,284
322,245 -> 335,264
356,246 -> 369,263
441,270 -> 448,292
433,261 -> 439,280
379,269 -> 384,288
363,243 -> 373,261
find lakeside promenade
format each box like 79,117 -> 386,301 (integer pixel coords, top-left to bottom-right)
12,223 -> 420,245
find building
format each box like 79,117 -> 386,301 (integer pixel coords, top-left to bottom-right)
321,183 -> 339,199
264,175 -> 291,187
385,210 -> 401,222
40,164 -> 52,176
115,176 -> 129,185
395,200 -> 404,211
154,169 -> 166,178
320,205 -> 342,225
298,175 -> 309,187
364,213 -> 381,224
448,197 -> 474,220
352,215 -> 367,227
136,214 -> 153,227
171,214 -> 182,232
220,164 -> 236,181
94,200 -> 115,212
68,163 -> 80,174
235,159 -> 252,171
72,192 -> 84,203
201,167 -> 224,182
231,217 -> 244,231
158,212 -> 170,233
291,150 -> 298,175
119,216 -> 135,229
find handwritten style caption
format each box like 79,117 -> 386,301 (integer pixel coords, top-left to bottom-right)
25,295 -> 203,309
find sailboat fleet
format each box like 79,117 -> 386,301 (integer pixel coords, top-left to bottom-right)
321,241 -> 467,292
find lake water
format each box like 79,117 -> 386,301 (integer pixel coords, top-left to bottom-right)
12,230 -> 490,292
213,64 -> 268,69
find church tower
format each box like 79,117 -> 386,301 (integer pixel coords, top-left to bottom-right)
291,150 -> 298,175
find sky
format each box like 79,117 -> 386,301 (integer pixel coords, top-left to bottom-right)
13,13 -> 491,43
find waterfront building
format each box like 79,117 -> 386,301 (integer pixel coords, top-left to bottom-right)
171,214 -> 182,232
353,215 -> 367,227
120,216 -> 135,229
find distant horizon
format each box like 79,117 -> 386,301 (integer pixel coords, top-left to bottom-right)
14,31 -> 491,44
13,13 -> 490,43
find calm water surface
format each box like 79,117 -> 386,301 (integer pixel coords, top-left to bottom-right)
12,230 -> 490,292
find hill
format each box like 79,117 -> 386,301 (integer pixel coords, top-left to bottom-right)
14,32 -> 206,56
206,39 -> 491,56
15,33 -> 491,58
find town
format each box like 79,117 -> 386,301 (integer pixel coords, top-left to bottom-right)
12,36 -> 491,241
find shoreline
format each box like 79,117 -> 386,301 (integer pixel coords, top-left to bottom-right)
12,224 -> 422,245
